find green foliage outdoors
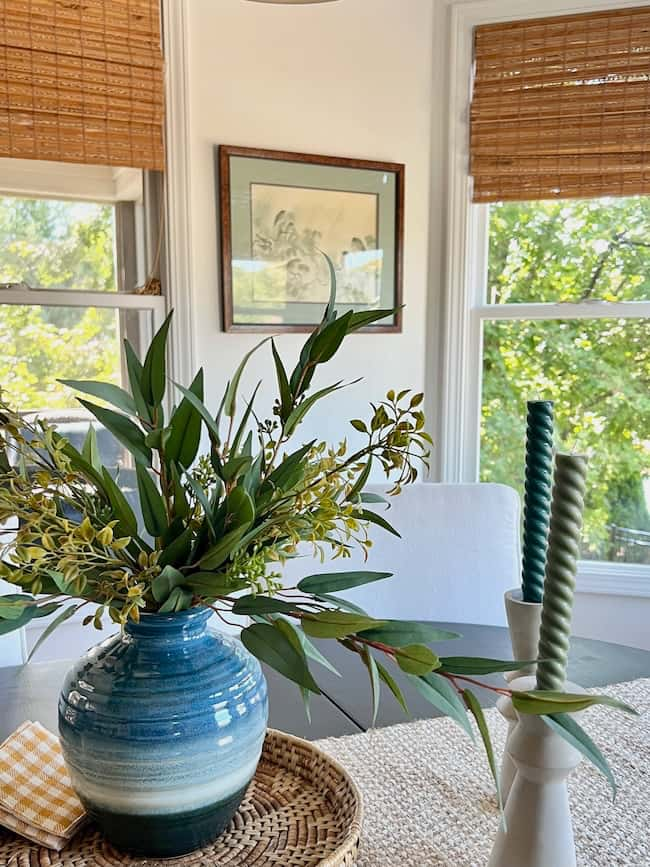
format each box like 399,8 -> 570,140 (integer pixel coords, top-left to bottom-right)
482,197 -> 650,563
0,196 -> 119,410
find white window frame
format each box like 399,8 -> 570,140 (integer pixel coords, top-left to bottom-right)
441,0 -> 650,597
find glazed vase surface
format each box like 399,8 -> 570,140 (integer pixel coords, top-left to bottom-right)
58,607 -> 268,857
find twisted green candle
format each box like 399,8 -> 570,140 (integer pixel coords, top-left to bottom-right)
536,453 -> 588,691
521,400 -> 554,603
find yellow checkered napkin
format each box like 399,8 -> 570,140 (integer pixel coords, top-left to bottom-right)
0,720 -> 86,850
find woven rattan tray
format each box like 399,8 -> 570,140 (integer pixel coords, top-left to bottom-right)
0,729 -> 362,867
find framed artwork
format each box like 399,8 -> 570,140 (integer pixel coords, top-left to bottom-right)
218,145 -> 404,332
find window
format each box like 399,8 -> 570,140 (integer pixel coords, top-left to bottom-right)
442,1 -> 650,590
0,167 -> 166,476
479,196 -> 650,566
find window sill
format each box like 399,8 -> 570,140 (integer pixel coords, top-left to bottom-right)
578,561 -> 650,598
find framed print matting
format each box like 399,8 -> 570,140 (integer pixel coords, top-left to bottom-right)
218,145 -> 404,332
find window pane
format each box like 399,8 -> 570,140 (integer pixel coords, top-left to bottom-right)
0,304 -> 152,470
0,195 -> 116,291
488,197 -> 650,304
481,318 -> 650,564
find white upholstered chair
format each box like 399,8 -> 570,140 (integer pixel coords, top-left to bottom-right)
280,482 -> 522,627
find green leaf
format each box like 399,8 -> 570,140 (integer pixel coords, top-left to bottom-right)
347,308 -> 397,331
199,526 -> 247,570
241,622 -> 321,693
315,593 -> 369,616
359,620 -> 460,647
78,399 -> 151,466
408,671 -> 475,740
543,713 -> 617,800
81,424 -> 102,472
173,376 -> 222,444
27,604 -> 78,662
59,379 -> 136,417
286,620 -> 341,677
185,572 -> 247,598
272,340 -> 293,422
264,442 -> 314,492
308,310 -> 354,364
346,457 -> 372,503
225,486 -> 255,530
353,507 -> 401,537
322,251 -> 338,324
221,456 -> 253,484
242,452 -> 264,498
395,644 -> 440,676
512,690 -> 638,717
53,434 -> 106,492
170,464 -> 190,520
158,526 -> 193,569
297,570 -> 392,595
265,622 -> 319,723
123,338 -> 151,422
101,468 -> 138,537
142,310 -> 173,406
166,369 -> 204,468
360,492 -> 390,505
361,646 -> 381,726
376,660 -> 409,715
463,689 -> 503,811
185,474 -> 217,539
151,565 -> 186,603
0,596 -> 32,620
440,657 -> 533,676
232,595 -> 303,616
230,382 -> 262,456
135,464 -> 168,537
0,601 -> 59,635
159,586 -> 193,613
48,569 -> 75,595
285,382 -> 351,437
301,611 -> 386,640
27,602 -> 79,662
224,336 -> 272,418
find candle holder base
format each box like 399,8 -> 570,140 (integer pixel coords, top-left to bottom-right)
497,675 -> 536,804
490,679 -> 585,867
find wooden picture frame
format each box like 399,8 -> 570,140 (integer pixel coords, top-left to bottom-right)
218,145 -> 404,333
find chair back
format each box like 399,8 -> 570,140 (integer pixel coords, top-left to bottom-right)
281,482 -> 521,626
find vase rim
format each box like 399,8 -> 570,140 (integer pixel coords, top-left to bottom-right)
125,605 -> 211,636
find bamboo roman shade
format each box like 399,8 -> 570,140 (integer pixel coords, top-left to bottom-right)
0,0 -> 164,170
470,6 -> 650,203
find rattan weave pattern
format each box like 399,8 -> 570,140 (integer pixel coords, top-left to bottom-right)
0,729 -> 362,867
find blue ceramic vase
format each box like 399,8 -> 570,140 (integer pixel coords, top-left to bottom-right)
58,607 -> 268,857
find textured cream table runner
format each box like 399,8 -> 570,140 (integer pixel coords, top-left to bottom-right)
315,676 -> 650,867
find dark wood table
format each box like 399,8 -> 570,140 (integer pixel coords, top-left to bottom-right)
2,623 -> 649,742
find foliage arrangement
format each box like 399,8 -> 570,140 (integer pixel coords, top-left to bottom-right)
0,267 -> 635,801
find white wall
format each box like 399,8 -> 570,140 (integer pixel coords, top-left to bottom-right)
182,0 -> 441,462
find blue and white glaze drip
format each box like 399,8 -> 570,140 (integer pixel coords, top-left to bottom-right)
58,607 -> 268,857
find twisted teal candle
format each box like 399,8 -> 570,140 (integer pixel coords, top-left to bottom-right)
521,400 -> 554,603
536,453 -> 588,691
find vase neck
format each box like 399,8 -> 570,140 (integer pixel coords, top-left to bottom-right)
124,607 -> 211,641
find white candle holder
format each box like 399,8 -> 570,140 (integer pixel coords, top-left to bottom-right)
489,677 -> 584,867
499,590 -> 543,802
504,589 -> 543,682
